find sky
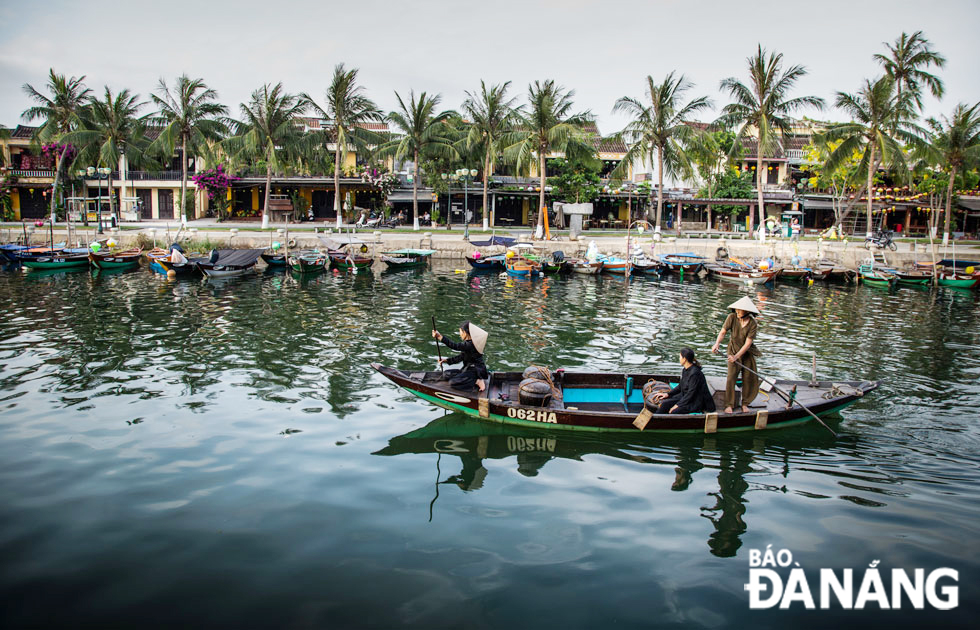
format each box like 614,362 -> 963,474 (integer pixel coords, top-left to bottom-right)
1,0 -> 978,136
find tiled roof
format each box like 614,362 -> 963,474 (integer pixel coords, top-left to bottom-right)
299,117 -> 388,132
12,125 -> 38,139
581,122 -> 626,155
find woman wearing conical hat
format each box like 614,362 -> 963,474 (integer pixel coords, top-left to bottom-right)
711,297 -> 761,414
432,321 -> 489,392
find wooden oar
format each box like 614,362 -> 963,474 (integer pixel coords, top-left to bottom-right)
732,359 -> 837,437
432,316 -> 444,373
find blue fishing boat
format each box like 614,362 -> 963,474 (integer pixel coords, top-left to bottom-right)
657,252 -> 706,273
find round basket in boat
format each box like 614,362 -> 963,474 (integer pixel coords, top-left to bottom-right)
642,380 -> 671,410
522,366 -> 551,382
518,378 -> 553,407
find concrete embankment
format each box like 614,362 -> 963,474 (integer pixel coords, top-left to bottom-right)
11,224 -> 979,269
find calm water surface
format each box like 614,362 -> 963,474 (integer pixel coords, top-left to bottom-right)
0,263 -> 978,629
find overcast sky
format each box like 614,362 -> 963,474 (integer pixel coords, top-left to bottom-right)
1,0 -> 978,135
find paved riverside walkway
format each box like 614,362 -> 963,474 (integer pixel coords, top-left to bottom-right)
4,219 -> 979,269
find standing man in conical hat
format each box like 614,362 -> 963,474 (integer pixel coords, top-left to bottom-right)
432,321 -> 489,392
711,297 -> 762,414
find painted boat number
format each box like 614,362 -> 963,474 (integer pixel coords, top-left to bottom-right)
507,407 -> 558,423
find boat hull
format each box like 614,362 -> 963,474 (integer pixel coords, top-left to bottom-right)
20,253 -> 90,269
707,266 -> 778,284
937,274 -> 980,289
288,255 -> 327,274
372,364 -> 877,434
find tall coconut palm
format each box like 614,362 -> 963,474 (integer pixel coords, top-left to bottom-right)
612,72 -> 712,233
920,103 -> 980,245
302,64 -> 383,228
150,75 -> 228,223
21,69 -> 91,222
462,81 -> 520,230
376,91 -> 456,230
64,87 -> 148,225
718,45 -> 824,241
225,83 -> 306,229
505,80 -> 592,237
820,76 -> 919,238
873,31 -> 946,109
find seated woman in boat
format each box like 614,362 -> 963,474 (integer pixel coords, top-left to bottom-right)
711,296 -> 761,414
649,348 -> 716,414
432,321 -> 489,392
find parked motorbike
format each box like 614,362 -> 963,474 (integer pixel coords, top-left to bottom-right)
864,229 -> 898,251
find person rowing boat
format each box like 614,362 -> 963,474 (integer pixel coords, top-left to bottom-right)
711,296 -> 761,414
432,321 -> 489,392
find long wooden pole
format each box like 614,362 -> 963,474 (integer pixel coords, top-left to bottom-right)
733,359 -> 837,437
432,316 -> 444,373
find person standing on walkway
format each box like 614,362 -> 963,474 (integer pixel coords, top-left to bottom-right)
711,297 -> 761,414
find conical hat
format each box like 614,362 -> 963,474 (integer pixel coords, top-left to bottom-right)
469,323 -> 488,354
728,296 -> 760,314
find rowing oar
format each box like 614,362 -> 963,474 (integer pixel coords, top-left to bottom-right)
732,359 -> 837,437
432,316 -> 444,373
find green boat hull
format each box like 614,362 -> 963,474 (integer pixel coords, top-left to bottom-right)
91,259 -> 140,270
22,260 -> 90,270
937,277 -> 979,289
860,275 -> 894,288
896,277 -> 931,286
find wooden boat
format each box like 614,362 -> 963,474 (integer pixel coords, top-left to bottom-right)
89,248 -> 142,270
196,249 -> 264,278
380,248 -> 436,269
817,260 -> 855,282
780,267 -> 830,282
329,250 -> 373,272
657,252 -> 706,273
505,255 -> 541,277
858,264 -> 897,289
937,271 -> 980,289
372,363 -> 878,433
539,259 -> 566,274
882,268 -> 933,286
567,259 -> 603,275
287,251 -> 328,274
0,244 -> 29,264
706,263 -> 779,284
261,252 -> 288,268
466,253 -> 506,270
629,257 -> 665,276
18,247 -> 90,270
598,255 -> 629,275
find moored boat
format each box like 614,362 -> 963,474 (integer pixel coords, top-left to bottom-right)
598,255 -> 629,275
780,267 -> 830,282
196,249 -> 264,278
567,259 -> 603,275
261,252 -> 288,268
380,248 -> 436,269
858,264 -> 897,289
504,255 -> 541,277
706,263 -> 779,284
936,271 -> 980,289
329,250 -> 374,272
884,268 -> 933,286
288,251 -> 328,274
466,253 -> 506,270
372,363 -> 877,433
658,252 -> 706,273
18,247 -> 91,270
89,248 -> 142,270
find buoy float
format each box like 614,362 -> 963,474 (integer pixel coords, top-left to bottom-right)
166,269 -> 176,280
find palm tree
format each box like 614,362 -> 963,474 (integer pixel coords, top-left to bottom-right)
920,103 -> 980,245
820,76 -> 919,238
873,31 -> 946,109
612,72 -> 712,233
718,45 -> 824,241
21,69 -> 91,222
64,87 -> 148,225
377,91 -> 456,230
462,81 -> 519,230
302,64 -> 383,228
505,80 -> 592,237
225,83 -> 307,229
150,75 -> 228,223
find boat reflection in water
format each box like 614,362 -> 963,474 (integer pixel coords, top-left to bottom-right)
374,414 -> 840,557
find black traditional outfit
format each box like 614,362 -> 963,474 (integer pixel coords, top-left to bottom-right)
441,324 -> 489,391
655,363 -> 716,414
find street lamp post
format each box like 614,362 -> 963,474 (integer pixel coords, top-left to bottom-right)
443,169 -> 477,233
87,166 -> 111,235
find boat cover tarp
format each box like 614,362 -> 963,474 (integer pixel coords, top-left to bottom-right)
937,258 -> 980,269
382,249 -> 436,255
213,249 -> 264,267
470,235 -> 516,247
319,235 -> 368,250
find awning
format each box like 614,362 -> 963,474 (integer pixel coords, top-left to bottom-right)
803,198 -> 836,210
319,235 -> 368,250
956,198 -> 980,211
388,190 -> 434,203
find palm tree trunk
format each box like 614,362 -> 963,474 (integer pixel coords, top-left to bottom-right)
756,153 -> 765,242
656,148 -> 664,234
262,162 -> 272,229
181,136 -> 188,225
482,152 -> 490,231
412,149 -> 420,231
107,171 -> 115,225
942,165 -> 956,246
865,145 -> 875,239
537,151 -> 546,238
49,145 -> 68,225
335,142 -> 342,228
